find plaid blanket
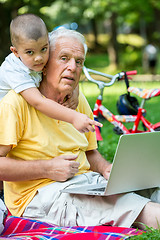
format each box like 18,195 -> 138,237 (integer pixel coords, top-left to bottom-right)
0,215 -> 143,240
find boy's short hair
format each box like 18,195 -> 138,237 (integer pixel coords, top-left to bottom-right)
10,13 -> 48,47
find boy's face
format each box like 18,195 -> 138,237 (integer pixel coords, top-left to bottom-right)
10,34 -> 49,72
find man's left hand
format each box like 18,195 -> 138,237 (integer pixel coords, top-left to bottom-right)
102,163 -> 112,180
62,85 -> 79,110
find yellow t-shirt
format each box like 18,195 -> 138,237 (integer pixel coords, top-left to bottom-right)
0,90 -> 97,217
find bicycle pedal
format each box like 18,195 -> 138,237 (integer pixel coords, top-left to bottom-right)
113,126 -> 123,135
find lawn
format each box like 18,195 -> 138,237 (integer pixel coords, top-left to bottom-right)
81,44 -> 160,238
79,80 -> 160,162
80,78 -> 160,239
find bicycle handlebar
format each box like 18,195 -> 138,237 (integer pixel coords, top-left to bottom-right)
126,70 -> 137,75
83,66 -> 137,88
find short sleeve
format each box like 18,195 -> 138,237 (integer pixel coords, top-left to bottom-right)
0,91 -> 24,147
0,53 -> 42,95
4,70 -> 41,93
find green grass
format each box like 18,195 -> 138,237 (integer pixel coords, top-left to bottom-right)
82,36 -> 160,238
80,79 -> 160,238
84,51 -> 160,75
131,226 -> 160,239
79,80 -> 160,162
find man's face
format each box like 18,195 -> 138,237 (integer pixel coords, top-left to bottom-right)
46,36 -> 85,95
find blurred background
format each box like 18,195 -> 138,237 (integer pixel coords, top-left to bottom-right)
1,0 -> 160,75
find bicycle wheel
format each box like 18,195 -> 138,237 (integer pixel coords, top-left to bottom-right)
152,123 -> 160,131
154,127 -> 160,131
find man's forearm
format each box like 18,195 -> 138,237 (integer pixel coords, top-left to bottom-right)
0,156 -> 47,181
0,154 -> 80,182
86,149 -> 112,179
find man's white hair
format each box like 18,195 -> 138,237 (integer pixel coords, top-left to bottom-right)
49,27 -> 88,56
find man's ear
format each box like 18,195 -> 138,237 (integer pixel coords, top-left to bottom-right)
10,46 -> 20,58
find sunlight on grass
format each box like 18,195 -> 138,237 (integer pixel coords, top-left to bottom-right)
84,33 -> 160,75
117,34 -> 145,47
85,33 -> 145,49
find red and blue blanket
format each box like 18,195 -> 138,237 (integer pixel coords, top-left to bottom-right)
0,215 -> 143,240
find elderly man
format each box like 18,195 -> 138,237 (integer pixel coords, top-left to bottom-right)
0,28 -> 160,230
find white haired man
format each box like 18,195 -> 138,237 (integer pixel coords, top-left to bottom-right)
0,28 -> 160,229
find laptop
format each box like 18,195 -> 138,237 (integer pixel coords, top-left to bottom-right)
61,131 -> 160,196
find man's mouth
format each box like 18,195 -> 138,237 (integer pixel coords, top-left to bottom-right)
63,76 -> 74,81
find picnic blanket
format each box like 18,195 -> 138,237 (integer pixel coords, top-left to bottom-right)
0,215 -> 143,240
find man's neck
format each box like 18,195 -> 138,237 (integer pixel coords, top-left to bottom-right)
39,80 -> 68,104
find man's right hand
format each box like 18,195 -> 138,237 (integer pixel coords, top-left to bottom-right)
0,145 -> 79,182
46,155 -> 80,181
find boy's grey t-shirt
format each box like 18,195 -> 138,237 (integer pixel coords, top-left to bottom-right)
0,53 -> 42,101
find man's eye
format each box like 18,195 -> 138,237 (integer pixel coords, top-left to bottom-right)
76,60 -> 83,66
41,47 -> 47,52
61,56 -> 67,61
26,51 -> 33,55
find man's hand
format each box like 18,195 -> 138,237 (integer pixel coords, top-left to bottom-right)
102,163 -> 112,180
46,155 -> 80,181
0,144 -> 80,182
62,94 -> 78,110
86,149 -> 112,180
62,85 -> 79,110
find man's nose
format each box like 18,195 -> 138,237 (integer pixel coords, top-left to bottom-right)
67,58 -> 76,71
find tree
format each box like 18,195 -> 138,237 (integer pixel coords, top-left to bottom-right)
0,0 -> 160,67
0,0 -> 56,63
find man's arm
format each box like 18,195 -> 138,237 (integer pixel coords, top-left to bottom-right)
0,145 -> 80,182
86,149 -> 112,180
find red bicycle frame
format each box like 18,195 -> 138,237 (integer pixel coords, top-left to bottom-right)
83,66 -> 160,141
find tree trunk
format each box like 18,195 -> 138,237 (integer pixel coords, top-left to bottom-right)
0,4 -> 11,64
0,3 -> 23,64
91,18 -> 98,46
107,12 -> 118,69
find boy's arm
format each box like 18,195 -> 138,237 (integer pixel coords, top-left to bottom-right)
20,87 -> 102,133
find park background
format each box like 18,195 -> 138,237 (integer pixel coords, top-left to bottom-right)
1,2 -> 160,237
0,0 -> 160,161
1,0 -> 160,73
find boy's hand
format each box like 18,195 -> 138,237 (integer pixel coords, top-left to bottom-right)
72,112 -> 103,133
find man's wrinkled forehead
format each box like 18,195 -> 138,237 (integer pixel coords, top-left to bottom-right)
53,36 -> 85,57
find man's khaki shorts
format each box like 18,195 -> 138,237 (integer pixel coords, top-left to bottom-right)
23,172 -> 156,227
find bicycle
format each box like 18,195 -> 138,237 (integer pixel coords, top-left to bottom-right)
83,66 -> 160,141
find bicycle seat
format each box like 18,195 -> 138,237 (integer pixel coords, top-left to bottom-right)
128,87 -> 160,99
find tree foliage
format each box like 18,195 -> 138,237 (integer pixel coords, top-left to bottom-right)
0,0 -> 160,66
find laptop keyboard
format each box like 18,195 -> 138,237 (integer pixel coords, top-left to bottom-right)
88,187 -> 105,192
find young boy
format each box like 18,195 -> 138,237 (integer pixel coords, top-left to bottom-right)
0,13 -> 102,133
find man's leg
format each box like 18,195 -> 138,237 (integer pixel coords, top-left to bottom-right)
134,201 -> 160,229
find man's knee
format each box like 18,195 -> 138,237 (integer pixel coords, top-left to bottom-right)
134,201 -> 160,229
